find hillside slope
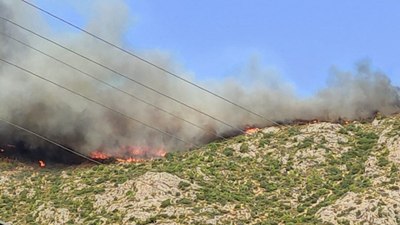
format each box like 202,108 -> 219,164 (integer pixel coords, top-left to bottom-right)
1,115 -> 400,224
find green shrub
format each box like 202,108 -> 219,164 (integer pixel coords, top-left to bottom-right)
223,148 -> 234,157
260,181 -> 278,192
208,143 -> 219,151
377,149 -> 390,167
240,143 -> 249,153
258,139 -> 270,148
287,128 -> 300,136
178,181 -> 191,190
177,198 -> 192,205
297,137 -> 314,149
339,128 -> 348,134
297,205 -> 306,213
377,156 -> 389,167
164,152 -> 175,160
160,199 -> 171,208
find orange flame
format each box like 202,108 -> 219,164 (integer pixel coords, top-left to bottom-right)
38,160 -> 46,168
89,151 -> 110,160
245,127 -> 260,135
90,146 -> 166,163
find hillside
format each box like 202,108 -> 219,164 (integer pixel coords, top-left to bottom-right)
1,114 -> 400,224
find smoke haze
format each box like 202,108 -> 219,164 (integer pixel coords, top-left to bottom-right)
0,0 -> 399,158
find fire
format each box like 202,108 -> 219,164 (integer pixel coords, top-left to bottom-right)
89,151 -> 110,160
90,145 -> 167,163
244,126 -> 260,135
38,160 -> 46,168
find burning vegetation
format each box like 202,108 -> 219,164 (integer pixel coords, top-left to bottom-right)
38,160 -> 45,168
1,1 -> 400,167
89,146 -> 166,163
0,114 -> 393,167
244,126 -> 261,135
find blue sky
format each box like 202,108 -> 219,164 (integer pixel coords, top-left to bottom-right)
31,0 -> 400,96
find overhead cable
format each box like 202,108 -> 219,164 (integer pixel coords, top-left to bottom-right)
0,57 -> 198,149
0,16 -> 245,134
0,31 -> 228,141
0,118 -> 102,164
20,0 -> 284,128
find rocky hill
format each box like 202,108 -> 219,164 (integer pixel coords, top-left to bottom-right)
1,114 -> 400,224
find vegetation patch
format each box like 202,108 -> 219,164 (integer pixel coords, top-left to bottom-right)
2,115 -> 400,224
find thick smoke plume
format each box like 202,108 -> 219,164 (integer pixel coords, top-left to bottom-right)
1,0 -> 399,158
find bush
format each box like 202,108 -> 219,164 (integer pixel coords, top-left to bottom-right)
258,139 -> 269,148
287,128 -> 300,137
378,149 -> 390,167
207,143 -> 219,151
326,166 -> 342,181
297,205 -> 306,213
178,181 -> 191,190
240,143 -> 249,153
260,181 -> 278,192
160,199 -> 171,208
377,156 -> 389,167
177,198 -> 192,205
223,148 -> 234,157
297,137 -> 314,149
164,152 -> 175,160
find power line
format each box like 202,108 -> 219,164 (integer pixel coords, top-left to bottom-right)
0,118 -> 102,164
0,16 -> 245,134
0,57 -> 198,149
20,0 -> 283,128
0,31 -> 228,141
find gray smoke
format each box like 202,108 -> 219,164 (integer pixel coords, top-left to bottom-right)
1,0 -> 399,156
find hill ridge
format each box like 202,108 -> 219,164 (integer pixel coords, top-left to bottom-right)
1,114 -> 400,224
